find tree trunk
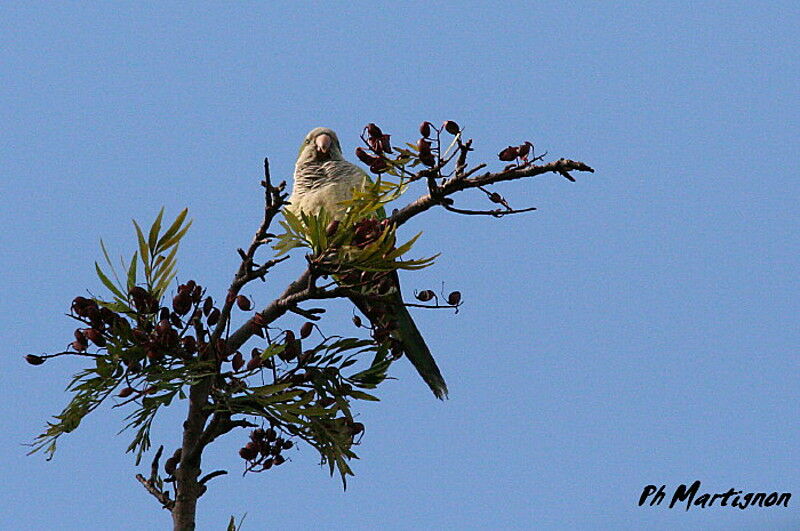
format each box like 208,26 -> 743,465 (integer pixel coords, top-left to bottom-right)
171,378 -> 212,530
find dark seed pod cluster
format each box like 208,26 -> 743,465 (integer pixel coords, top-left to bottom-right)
239,427 -> 294,472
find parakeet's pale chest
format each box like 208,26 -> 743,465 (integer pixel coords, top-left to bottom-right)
287,160 -> 366,219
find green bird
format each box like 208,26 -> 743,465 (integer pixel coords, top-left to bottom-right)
286,127 -> 448,399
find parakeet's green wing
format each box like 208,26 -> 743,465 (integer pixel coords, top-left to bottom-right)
350,169 -> 448,399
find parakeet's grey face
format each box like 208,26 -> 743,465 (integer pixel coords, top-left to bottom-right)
296,127 -> 344,165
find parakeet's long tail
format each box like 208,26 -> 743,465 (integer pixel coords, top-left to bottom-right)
350,291 -> 448,400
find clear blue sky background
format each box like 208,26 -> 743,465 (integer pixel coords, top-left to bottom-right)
2,2 -> 798,530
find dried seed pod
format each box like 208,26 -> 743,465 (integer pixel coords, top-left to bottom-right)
172,293 -> 192,315
300,322 -> 314,339
498,146 -> 519,161
202,297 -> 214,316
182,336 -> 197,354
273,454 -> 286,466
419,151 -> 436,167
419,121 -> 432,138
380,134 -> 393,154
164,456 -> 178,476
118,386 -> 135,398
369,158 -> 388,174
232,351 -> 244,371
326,219 -> 340,237
239,446 -> 257,461
417,138 -> 432,155
415,290 -> 435,302
350,422 -> 365,435
366,123 -> 382,138
285,330 -> 296,343
355,147 -> 376,165
282,439 -> 294,450
25,354 -> 45,366
447,291 -> 462,305
83,328 -> 106,347
236,295 -> 252,311
207,308 -> 221,326
71,339 -> 88,352
246,357 -> 262,371
352,315 -> 362,328
518,141 -> 533,158
489,192 -> 503,204
265,428 -> 277,442
443,120 -> 460,134
251,428 -> 266,441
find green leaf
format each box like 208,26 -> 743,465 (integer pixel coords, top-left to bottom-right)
349,390 -> 380,402
132,220 -> 150,272
156,208 -> 188,254
95,262 -> 126,300
147,207 -> 165,253
126,251 -> 138,292
156,220 -> 193,254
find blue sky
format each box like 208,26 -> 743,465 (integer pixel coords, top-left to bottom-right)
2,2 -> 798,529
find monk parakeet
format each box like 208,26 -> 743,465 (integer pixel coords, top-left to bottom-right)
286,127 -> 448,399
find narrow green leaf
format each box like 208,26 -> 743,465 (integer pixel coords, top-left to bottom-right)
349,390 -> 380,401
127,251 -> 138,291
156,208 -> 188,253
148,207 -> 165,253
95,262 -> 126,300
132,221 -> 150,270
156,220 -> 192,254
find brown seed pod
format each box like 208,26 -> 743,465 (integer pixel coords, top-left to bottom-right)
84,328 -> 106,347
236,295 -> 252,311
415,290 -> 435,302
282,439 -> 294,450
443,120 -> 460,135
182,336 -> 197,354
325,219 -> 340,237
172,293 -> 192,315
71,339 -> 88,352
366,123 -> 382,138
417,138 -> 432,155
207,308 -> 221,326
265,428 -> 277,442
489,192 -> 503,204
518,141 -> 533,158
300,322 -> 314,339
419,151 -> 436,167
369,158 -> 388,174
246,357 -> 262,371
380,134 -> 393,154
352,315 -> 362,328
447,291 -> 462,305
202,297 -> 213,316
239,446 -> 257,461
355,147 -> 376,165
419,121 -> 432,138
498,146 -> 519,161
232,351 -> 244,371
350,422 -> 365,435
164,456 -> 178,476
118,386 -> 135,398
25,354 -> 45,366
273,454 -> 286,466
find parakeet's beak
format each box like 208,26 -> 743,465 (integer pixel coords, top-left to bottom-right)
315,133 -> 332,154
